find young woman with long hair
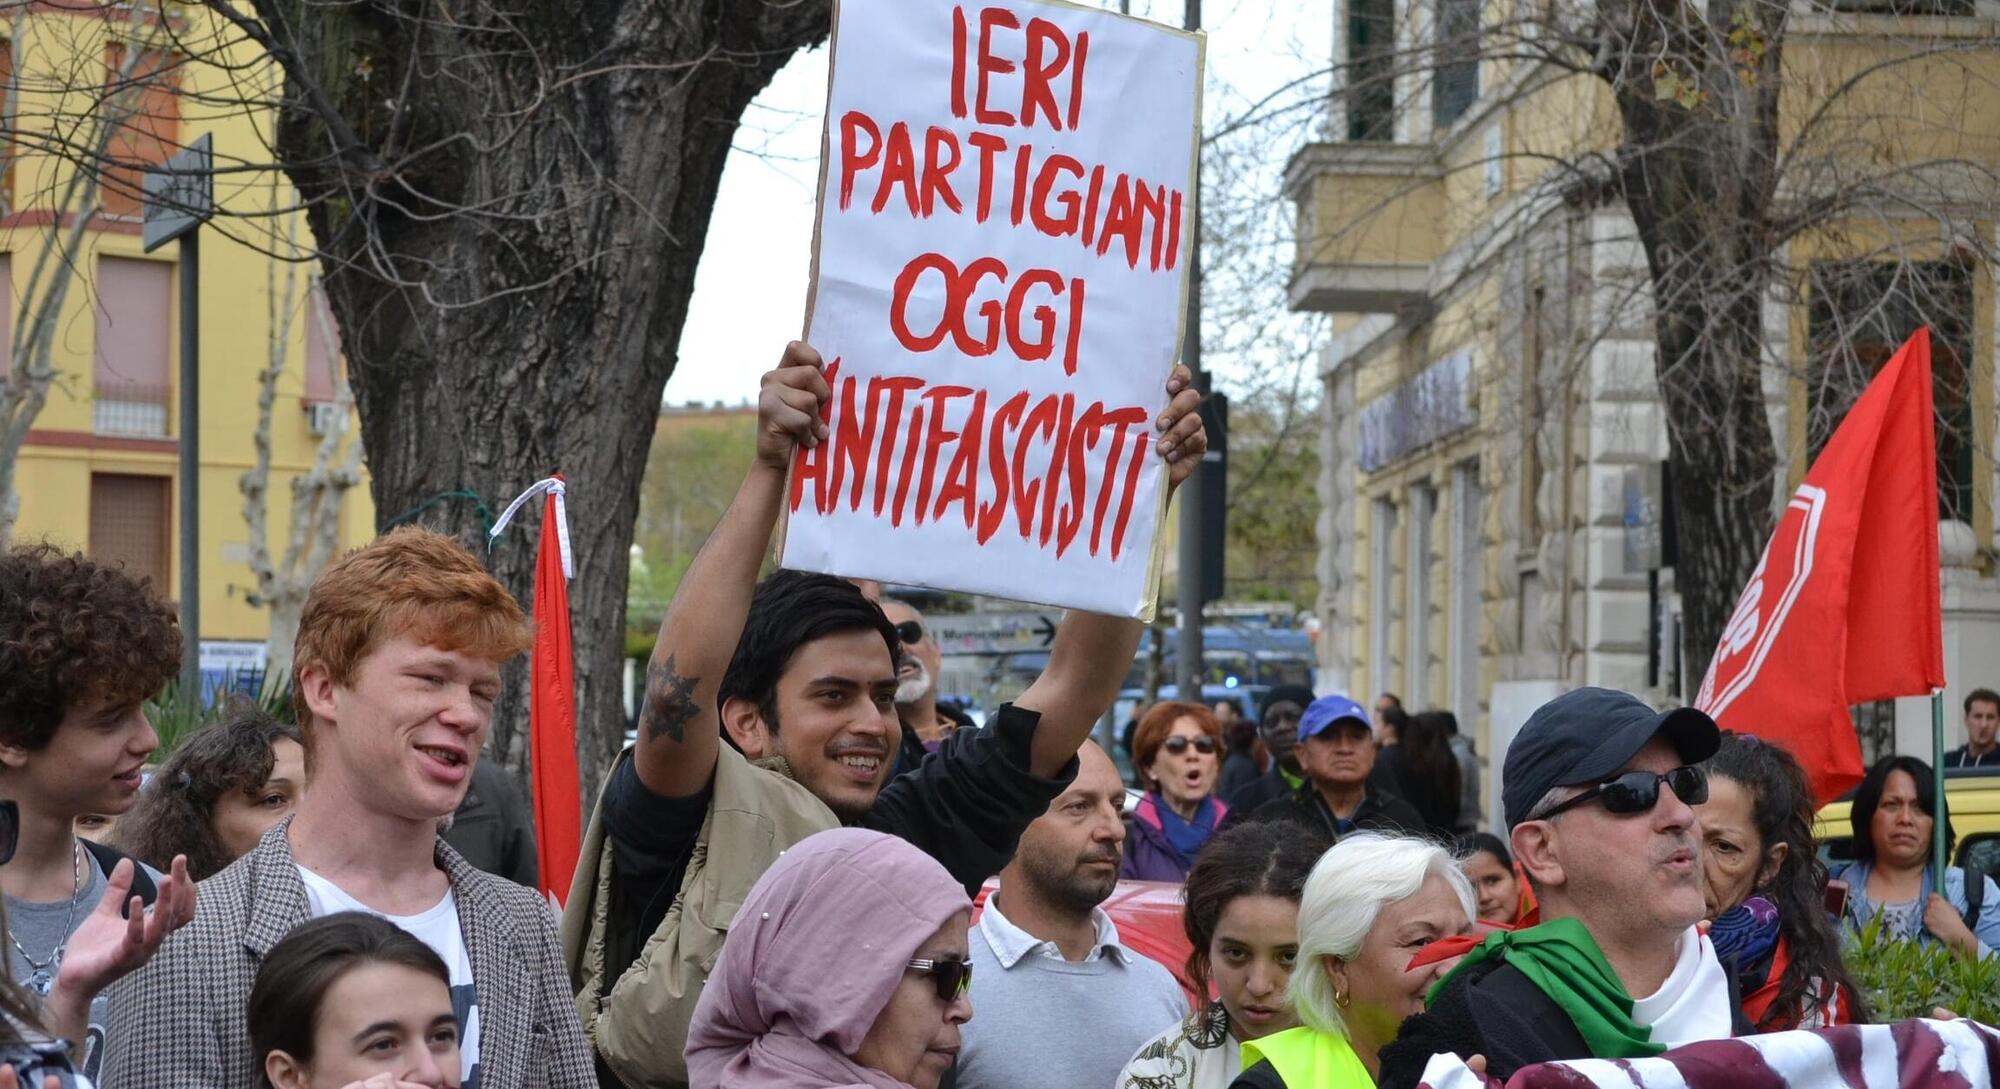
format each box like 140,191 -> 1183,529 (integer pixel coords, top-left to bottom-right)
1118,823 -> 1329,1089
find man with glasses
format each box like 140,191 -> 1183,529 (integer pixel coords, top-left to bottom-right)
1220,685 -> 1313,815
879,599 -> 976,780
1377,687 -> 1743,1089
1237,694 -> 1423,838
955,742 -> 1183,1089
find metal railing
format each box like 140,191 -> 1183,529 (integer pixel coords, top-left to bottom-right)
93,381 -> 171,437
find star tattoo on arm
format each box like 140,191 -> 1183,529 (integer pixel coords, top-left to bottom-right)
642,652 -> 702,745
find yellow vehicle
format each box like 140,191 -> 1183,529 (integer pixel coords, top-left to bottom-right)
1812,766 -> 2000,881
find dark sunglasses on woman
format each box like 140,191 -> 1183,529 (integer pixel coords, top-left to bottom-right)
894,620 -> 924,645
1162,736 -> 1217,755
1538,765 -> 1707,821
907,955 -> 972,1002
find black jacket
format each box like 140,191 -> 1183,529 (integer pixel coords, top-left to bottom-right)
1376,949 -> 1757,1089
1239,782 -> 1427,840
1225,764 -> 1287,818
442,758 -> 539,889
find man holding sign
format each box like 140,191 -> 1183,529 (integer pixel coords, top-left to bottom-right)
559,343 -> 1206,1088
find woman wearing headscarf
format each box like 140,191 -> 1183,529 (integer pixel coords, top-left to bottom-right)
685,827 -> 974,1089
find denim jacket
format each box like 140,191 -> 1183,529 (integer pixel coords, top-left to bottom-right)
1833,860 -> 2000,958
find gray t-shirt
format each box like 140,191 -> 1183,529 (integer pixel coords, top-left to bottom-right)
6,846 -> 153,1083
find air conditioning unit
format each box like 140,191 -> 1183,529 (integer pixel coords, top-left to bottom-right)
304,401 -> 343,437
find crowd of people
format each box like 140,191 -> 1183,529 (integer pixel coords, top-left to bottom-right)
0,340 -> 1993,1089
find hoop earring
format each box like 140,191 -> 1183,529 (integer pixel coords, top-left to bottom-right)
1334,986 -> 1350,1008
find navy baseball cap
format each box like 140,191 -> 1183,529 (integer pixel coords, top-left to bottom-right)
1501,687 -> 1720,829
1297,694 -> 1371,742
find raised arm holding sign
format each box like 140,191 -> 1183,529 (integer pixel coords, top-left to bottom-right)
563,341 -> 1204,1088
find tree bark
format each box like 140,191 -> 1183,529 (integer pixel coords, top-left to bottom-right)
1602,0 -> 1788,681
244,0 -> 833,798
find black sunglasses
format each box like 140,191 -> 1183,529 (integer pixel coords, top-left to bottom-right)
894,621 -> 925,645
0,801 -> 16,866
1539,765 -> 1707,820
1163,736 -> 1218,755
907,955 -> 972,1002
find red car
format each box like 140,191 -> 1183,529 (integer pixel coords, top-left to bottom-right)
972,879 -> 1202,1006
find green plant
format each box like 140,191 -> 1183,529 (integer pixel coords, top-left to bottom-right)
143,672 -> 296,762
1845,909 -> 2000,1023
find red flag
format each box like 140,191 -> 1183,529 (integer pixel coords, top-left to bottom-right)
488,475 -> 585,906
1696,328 -> 1944,803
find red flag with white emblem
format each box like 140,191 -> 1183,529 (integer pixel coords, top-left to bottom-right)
1696,328 -> 1944,803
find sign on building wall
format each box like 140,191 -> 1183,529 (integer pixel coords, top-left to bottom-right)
1358,350 -> 1476,472
779,0 -> 1204,619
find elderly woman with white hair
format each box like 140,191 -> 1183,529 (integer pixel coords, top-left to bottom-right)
1226,834 -> 1476,1089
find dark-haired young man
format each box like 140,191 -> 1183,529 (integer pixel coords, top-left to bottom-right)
560,342 -> 1208,1089
0,546 -> 199,1078
1946,688 -> 2000,768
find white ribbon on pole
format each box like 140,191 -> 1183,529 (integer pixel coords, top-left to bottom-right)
490,477 -> 573,580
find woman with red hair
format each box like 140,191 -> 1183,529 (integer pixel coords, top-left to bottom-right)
1124,701 -> 1227,882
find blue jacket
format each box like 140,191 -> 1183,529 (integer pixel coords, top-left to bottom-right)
1833,860 -> 2000,957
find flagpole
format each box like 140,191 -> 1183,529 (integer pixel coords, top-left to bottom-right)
1935,689 -> 1948,896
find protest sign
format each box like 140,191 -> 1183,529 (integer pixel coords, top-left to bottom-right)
778,0 -> 1204,618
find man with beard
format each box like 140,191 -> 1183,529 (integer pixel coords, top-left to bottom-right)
955,742 -> 1182,1089
1376,688 -> 1741,1089
880,598 -> 976,780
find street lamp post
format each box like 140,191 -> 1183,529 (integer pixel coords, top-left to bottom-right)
143,133 -> 214,705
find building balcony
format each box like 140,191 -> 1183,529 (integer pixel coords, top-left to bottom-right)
93,381 -> 170,438
1285,142 -> 1445,314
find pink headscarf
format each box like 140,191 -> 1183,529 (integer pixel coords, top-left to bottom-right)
685,828 -> 972,1089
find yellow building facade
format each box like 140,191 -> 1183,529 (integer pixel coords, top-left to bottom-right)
1292,4 -> 2000,824
6,5 -> 373,659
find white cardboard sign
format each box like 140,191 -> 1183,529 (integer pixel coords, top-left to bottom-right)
779,0 -> 1204,618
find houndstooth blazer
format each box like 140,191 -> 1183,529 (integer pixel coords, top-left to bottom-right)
98,818 -> 595,1089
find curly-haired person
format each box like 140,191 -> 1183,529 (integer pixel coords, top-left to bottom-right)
0,544 -> 199,1080
113,702 -> 303,882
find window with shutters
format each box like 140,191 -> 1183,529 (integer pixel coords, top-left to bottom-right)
304,283 -> 341,403
89,473 -> 171,596
93,256 -> 173,436
102,45 -> 179,220
1432,0 -> 1479,129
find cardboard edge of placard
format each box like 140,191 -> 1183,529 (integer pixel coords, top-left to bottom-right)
779,0 -> 1208,623
775,0 -> 848,571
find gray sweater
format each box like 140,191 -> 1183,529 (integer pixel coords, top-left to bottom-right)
956,896 -> 1186,1089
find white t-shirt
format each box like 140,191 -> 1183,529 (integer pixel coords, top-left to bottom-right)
296,866 -> 483,1089
1630,925 -> 1734,1048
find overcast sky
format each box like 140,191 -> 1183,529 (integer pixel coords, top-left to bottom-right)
666,0 -> 1329,408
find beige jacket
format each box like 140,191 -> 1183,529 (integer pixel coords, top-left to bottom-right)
560,745 -> 837,1088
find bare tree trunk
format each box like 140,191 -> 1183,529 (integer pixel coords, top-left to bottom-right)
1604,0 -> 1788,672
242,1 -> 834,796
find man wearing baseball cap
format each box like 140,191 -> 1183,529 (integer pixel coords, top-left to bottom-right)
1236,693 -> 1423,838
1376,687 -> 1747,1089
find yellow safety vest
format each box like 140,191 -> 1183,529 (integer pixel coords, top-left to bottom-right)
1240,1027 -> 1375,1089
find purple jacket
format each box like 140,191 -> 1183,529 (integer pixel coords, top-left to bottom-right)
1121,792 -> 1228,883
